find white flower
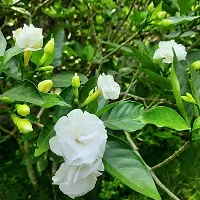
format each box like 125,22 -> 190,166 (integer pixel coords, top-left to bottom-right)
97,73 -> 120,100
12,24 -> 43,51
153,40 -> 187,64
49,109 -> 107,165
52,159 -> 104,199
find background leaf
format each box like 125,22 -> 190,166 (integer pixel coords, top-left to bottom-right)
0,31 -> 7,56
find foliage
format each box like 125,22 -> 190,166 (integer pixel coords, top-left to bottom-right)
1,0 -> 200,199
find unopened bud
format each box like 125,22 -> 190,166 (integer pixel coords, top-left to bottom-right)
44,38 -> 54,55
16,104 -> 30,117
158,19 -> 172,27
3,97 -> 13,104
96,15 -> 104,24
182,93 -> 196,104
17,119 -> 33,134
72,73 -> 80,88
37,66 -> 54,72
192,61 -> 200,70
157,11 -> 167,19
38,80 -> 53,93
148,2 -> 154,12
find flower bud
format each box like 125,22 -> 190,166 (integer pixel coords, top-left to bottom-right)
182,93 -> 196,104
95,15 -> 104,24
44,38 -> 54,55
38,80 -> 53,93
37,66 -> 54,72
17,119 -> 33,134
157,11 -> 166,19
11,114 -> 21,125
16,104 -> 30,117
192,61 -> 200,70
2,97 -> 13,104
158,19 -> 172,27
72,73 -> 80,88
148,2 -> 154,12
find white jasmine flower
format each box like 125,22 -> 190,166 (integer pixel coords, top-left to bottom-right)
153,40 -> 187,64
52,159 -> 104,199
12,24 -> 43,51
97,73 -> 120,100
49,109 -> 107,165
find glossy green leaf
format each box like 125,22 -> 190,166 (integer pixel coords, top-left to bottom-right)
172,57 -> 193,124
34,121 -> 55,157
165,16 -> 199,25
177,0 -> 195,14
0,31 -> 7,56
103,135 -> 161,200
54,86 -> 74,119
140,68 -> 172,90
192,117 -> 200,131
51,72 -> 88,87
96,101 -> 119,117
101,101 -> 145,132
41,93 -> 71,108
79,73 -> 98,103
139,106 -> 190,131
189,65 -> 200,106
1,80 -> 45,106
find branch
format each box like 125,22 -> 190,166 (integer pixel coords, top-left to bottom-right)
151,141 -> 190,171
111,0 -> 136,42
124,131 -> 181,200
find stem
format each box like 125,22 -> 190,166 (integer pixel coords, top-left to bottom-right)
151,141 -> 190,171
81,90 -> 101,108
111,0 -> 136,42
124,131 -> 181,200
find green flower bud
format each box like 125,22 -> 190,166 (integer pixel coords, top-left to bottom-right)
16,104 -> 30,117
182,93 -> 196,104
2,97 -> 13,104
37,66 -> 54,72
158,19 -> 172,27
148,2 -> 154,12
44,38 -> 54,55
95,15 -> 104,24
72,73 -> 80,88
157,11 -> 166,19
11,114 -> 21,125
38,80 -> 53,93
192,61 -> 200,70
17,119 -> 33,134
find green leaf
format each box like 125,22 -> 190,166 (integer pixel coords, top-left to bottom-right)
49,26 -> 66,67
0,46 -> 23,72
37,156 -> 48,173
101,101 -> 145,132
177,0 -> 195,14
172,58 -> 193,124
150,1 -> 162,20
34,121 -> 55,157
103,135 -> 161,200
192,117 -> 200,131
189,65 -> 200,106
54,86 -> 74,119
1,80 -> 45,106
51,72 -> 88,87
21,152 -> 40,165
139,106 -> 190,131
96,101 -> 119,117
79,73 -> 98,103
165,16 -> 199,25
0,31 -> 7,56
82,45 -> 95,61
140,68 -> 172,90
41,93 -> 71,108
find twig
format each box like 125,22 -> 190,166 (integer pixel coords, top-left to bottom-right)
123,69 -> 140,100
102,30 -> 139,60
124,131 -> 181,200
151,141 -> 190,171
111,0 -> 136,42
37,108 -> 45,119
146,93 -> 161,109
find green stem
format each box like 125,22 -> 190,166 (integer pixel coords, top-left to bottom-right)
81,90 -> 101,108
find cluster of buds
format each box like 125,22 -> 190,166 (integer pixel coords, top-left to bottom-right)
181,93 -> 197,105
